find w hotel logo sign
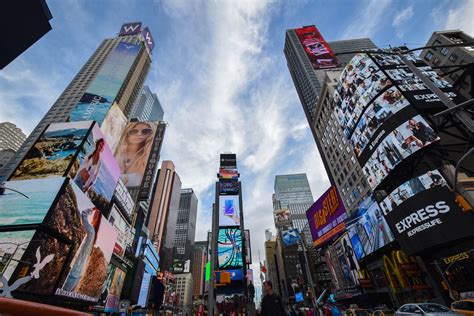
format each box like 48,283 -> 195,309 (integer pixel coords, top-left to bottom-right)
141,27 -> 155,52
119,22 -> 142,36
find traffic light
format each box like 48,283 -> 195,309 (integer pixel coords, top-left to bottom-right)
455,194 -> 472,212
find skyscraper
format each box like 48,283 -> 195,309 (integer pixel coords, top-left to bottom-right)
273,174 -> 313,209
0,22 -> 153,180
130,85 -> 165,121
0,122 -> 27,151
192,241 -> 207,299
172,188 -> 198,272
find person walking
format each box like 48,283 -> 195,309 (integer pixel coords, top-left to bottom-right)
261,281 -> 286,316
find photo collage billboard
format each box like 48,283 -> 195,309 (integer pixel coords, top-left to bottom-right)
294,25 -> 339,69
306,186 -> 347,247
333,52 -> 443,190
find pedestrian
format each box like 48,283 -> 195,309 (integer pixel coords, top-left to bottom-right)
261,281 -> 286,316
248,281 -> 255,303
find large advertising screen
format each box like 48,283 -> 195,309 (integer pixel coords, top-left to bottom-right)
0,177 -> 64,226
217,228 -> 243,269
73,123 -> 121,214
219,168 -> 238,180
220,154 -> 237,168
382,181 -> 474,255
115,121 -> 159,188
10,121 -> 91,180
273,208 -> 291,226
294,25 -> 339,69
69,42 -> 141,124
281,228 -> 300,247
306,186 -> 347,247
244,229 -> 252,264
218,195 -> 241,227
333,233 -> 360,288
101,103 -> 128,153
113,178 -> 135,219
104,266 -> 126,312
346,196 -> 394,260
219,182 -> 239,195
109,204 -> 132,258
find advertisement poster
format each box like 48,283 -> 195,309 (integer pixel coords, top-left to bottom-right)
273,208 -> 291,226
10,121 -> 91,180
306,186 -> 347,247
220,154 -> 237,168
333,233 -> 360,287
69,42 -> 141,124
74,123 -> 121,214
52,181 -> 118,302
100,103 -> 128,153
113,178 -> 135,219
109,204 -> 131,258
115,121 -> 159,188
219,195 -> 241,227
294,25 -> 339,69
219,182 -> 239,195
219,168 -> 239,180
1,229 -> 71,297
0,177 -> 64,226
379,169 -> 447,215
384,186 -> 474,255
244,230 -> 252,264
346,196 -> 394,260
104,266 -> 126,312
218,228 -> 243,269
281,228 -> 300,247
363,114 -> 439,189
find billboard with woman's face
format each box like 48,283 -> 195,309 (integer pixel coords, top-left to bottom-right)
115,122 -> 159,188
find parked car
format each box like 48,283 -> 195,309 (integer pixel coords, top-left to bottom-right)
374,309 -> 395,316
344,308 -> 373,316
395,303 -> 462,316
451,300 -> 474,316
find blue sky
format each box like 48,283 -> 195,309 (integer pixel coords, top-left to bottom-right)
1,0 -> 473,294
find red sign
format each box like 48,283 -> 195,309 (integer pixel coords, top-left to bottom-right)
294,25 -> 339,69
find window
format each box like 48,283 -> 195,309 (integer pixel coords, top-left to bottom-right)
449,53 -> 458,62
432,58 -> 441,66
432,39 -> 441,50
424,51 -> 433,61
440,47 -> 449,56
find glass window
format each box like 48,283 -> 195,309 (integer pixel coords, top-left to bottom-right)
432,58 -> 441,66
449,53 -> 459,62
424,51 -> 433,61
432,39 -> 441,50
419,304 -> 451,313
440,47 -> 449,56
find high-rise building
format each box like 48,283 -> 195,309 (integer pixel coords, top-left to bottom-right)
264,235 -> 281,296
0,122 -> 27,151
420,30 -> 474,99
2,0 -> 52,69
147,160 -> 182,271
284,26 -> 377,212
192,241 -> 207,298
174,273 -> 194,315
172,188 -> 198,272
0,23 -> 152,180
273,174 -> 313,209
130,85 -> 165,121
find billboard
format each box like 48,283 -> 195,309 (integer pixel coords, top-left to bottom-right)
219,168 -> 238,180
244,229 -> 252,264
281,228 -> 300,247
141,27 -> 155,52
294,25 -> 339,69
101,103 -> 128,153
119,22 -> 142,36
115,121 -> 159,188
273,208 -> 291,226
69,42 -> 141,124
379,169 -> 447,215
219,182 -> 239,195
113,178 -> 135,219
306,186 -> 347,247
0,177 -> 64,226
109,204 -> 132,258
218,195 -> 241,226
73,123 -> 121,214
383,185 -> 474,255
220,154 -> 237,168
363,114 -> 439,189
104,266 -> 126,312
333,233 -> 360,288
346,196 -> 394,260
217,228 -> 243,269
10,121 -> 91,180
138,123 -> 166,200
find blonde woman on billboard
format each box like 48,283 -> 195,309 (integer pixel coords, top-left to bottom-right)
116,122 -> 156,187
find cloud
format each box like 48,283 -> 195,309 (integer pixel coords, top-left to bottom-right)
444,0 -> 474,36
392,6 -> 414,38
340,0 -> 392,39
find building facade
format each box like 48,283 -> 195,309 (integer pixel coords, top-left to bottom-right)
420,29 -> 474,100
172,188 -> 198,272
0,29 -> 151,180
264,235 -> 281,296
192,241 -> 207,298
273,174 -> 313,209
175,273 -> 194,315
130,85 -> 165,121
0,122 -> 27,152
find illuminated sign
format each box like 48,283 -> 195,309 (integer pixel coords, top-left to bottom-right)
294,25 -> 339,69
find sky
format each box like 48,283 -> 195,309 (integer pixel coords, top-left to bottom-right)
1,0 -> 473,299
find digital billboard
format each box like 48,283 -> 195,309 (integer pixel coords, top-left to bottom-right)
218,195 -> 241,227
46,181 -> 118,302
113,178 -> 135,219
74,123 -> 121,214
244,229 -> 252,264
104,266 -> 126,312
69,42 -> 141,124
217,228 -> 243,269
273,208 -> 291,226
346,196 -> 394,260
119,22 -> 142,36
0,177 -> 64,226
306,186 -> 347,247
10,121 -> 91,180
379,169 -> 447,215
219,168 -> 239,180
281,228 -> 300,247
294,25 -> 339,69
109,204 -> 132,258
220,154 -> 237,168
101,103 -> 128,153
115,121 -> 159,188
219,182 -> 239,195
333,233 -> 360,288
384,186 -> 474,255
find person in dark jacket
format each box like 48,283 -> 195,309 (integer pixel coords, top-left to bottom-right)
261,281 -> 286,316
248,280 -> 255,302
